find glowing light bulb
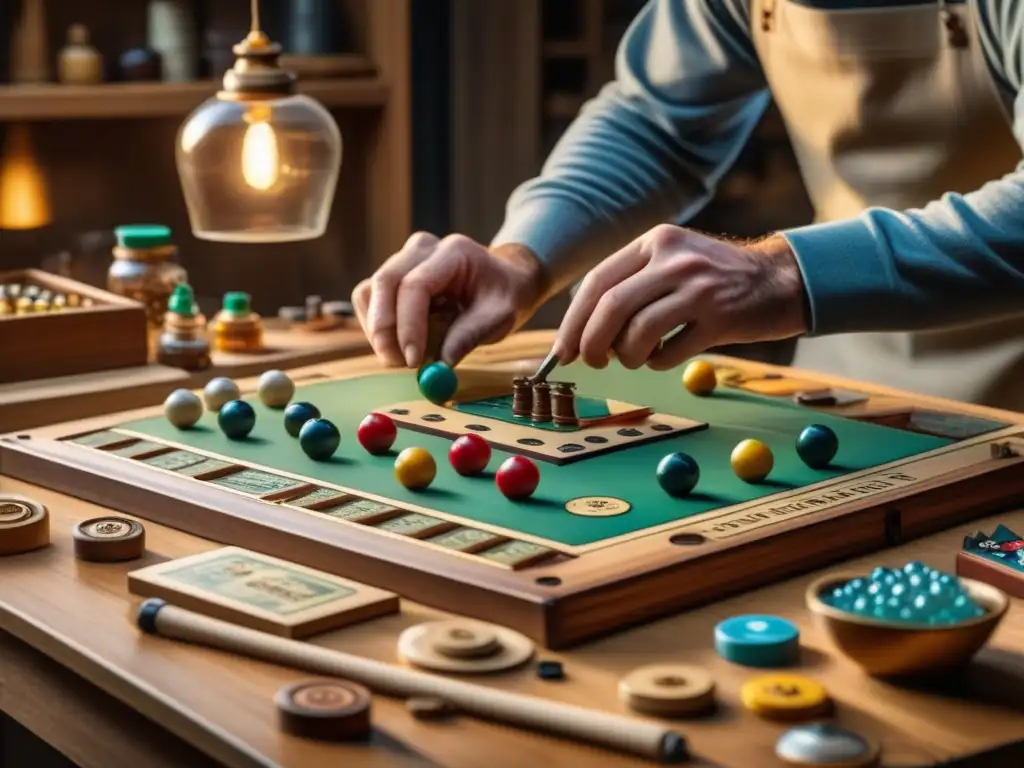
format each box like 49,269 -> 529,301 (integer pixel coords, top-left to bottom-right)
241,117 -> 279,191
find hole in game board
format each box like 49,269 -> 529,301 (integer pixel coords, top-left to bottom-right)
669,533 -> 706,546
584,436 -> 608,444
535,576 -> 561,586
465,424 -> 491,432
16,434 -> 30,439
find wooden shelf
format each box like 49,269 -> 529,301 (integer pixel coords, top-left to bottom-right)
0,78 -> 390,121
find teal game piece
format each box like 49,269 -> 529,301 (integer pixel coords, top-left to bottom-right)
656,452 -> 700,497
714,615 -> 800,667
795,424 -> 838,469
418,361 -> 458,405
217,400 -> 255,440
284,401 -> 321,438
298,418 -> 341,461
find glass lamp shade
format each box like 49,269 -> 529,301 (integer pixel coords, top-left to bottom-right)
176,93 -> 342,243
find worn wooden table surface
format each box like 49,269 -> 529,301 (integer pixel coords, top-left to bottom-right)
2,331 -> 1024,768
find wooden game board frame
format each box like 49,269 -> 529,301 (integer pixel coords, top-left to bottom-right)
6,396 -> 1024,648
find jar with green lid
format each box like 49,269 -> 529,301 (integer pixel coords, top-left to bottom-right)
107,224 -> 187,327
212,291 -> 264,353
156,283 -> 210,371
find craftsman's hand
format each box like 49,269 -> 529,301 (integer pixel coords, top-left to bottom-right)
552,225 -> 808,370
353,233 -> 548,368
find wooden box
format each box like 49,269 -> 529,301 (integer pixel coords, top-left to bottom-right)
0,269 -> 148,383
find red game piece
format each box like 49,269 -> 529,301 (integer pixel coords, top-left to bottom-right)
449,434 -> 491,476
357,412 -> 397,454
496,456 -> 539,500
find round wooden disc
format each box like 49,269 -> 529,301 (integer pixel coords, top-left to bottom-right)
565,496 -> 631,517
397,619 -> 535,673
740,674 -> 832,721
275,679 -> 372,741
0,495 -> 49,556
428,622 -> 502,659
618,664 -> 716,717
72,516 -> 145,562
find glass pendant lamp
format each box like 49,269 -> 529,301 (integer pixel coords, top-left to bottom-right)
175,0 -> 342,242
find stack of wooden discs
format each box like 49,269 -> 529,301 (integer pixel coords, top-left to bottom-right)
618,664 -> 716,717
0,495 -> 50,556
397,618 -> 534,674
275,679 -> 372,741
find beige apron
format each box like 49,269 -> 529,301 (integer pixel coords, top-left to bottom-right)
752,0 -> 1024,408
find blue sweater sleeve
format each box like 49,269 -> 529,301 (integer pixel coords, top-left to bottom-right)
786,0 -> 1024,336
491,0 -> 770,293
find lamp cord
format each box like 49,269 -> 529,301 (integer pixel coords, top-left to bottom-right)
250,0 -> 260,34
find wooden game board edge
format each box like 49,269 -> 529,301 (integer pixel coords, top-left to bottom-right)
539,455 -> 1024,646
955,551 -> 1024,600
570,427 -> 1024,553
126,546 -> 400,638
109,428 -> 574,560
0,438 -> 560,645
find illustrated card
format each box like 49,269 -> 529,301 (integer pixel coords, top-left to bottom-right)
127,546 -> 399,637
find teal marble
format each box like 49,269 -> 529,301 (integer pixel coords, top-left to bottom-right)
822,562 -> 986,626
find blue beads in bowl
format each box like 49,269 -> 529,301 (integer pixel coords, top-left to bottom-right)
821,561 -> 985,626
806,564 -> 1008,676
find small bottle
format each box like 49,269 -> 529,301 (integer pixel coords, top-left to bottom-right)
58,24 -> 103,84
107,224 -> 187,328
212,291 -> 263,353
156,283 -> 210,370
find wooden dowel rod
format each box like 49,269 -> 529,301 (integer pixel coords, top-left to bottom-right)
138,600 -> 687,764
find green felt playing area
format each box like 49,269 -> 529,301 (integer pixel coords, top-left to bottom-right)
116,361 -> 953,548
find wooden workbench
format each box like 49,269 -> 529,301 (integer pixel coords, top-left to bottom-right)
2,331 -> 1024,768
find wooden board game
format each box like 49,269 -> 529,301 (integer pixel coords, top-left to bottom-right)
4,358 -> 1024,649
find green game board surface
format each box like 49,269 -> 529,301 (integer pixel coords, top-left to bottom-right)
117,362 -> 951,548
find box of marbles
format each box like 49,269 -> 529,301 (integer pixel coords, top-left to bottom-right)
0,268 -> 148,383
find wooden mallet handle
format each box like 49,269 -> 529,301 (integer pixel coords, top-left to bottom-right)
138,600 -> 687,763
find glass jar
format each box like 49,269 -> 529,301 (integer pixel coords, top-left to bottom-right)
107,224 -> 187,327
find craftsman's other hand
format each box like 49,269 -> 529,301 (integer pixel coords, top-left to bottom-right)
552,225 -> 807,371
352,233 -> 547,368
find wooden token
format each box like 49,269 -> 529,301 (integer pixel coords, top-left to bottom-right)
741,674 -> 832,721
406,696 -> 457,720
397,618 -> 534,673
275,679 -> 372,741
565,496 -> 631,517
0,495 -> 49,556
618,664 -> 716,717
428,622 -> 502,659
72,516 -> 146,562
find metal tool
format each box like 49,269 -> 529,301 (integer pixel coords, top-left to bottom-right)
530,351 -> 559,382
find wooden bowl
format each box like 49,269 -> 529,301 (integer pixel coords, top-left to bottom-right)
806,572 -> 1008,677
